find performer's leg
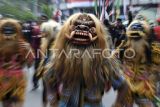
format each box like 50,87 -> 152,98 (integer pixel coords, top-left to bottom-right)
43,80 -> 48,107
2,100 -> 13,107
32,59 -> 41,90
32,73 -> 39,89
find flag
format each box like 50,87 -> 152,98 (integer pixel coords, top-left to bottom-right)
106,0 -> 115,21
97,0 -> 102,19
114,0 -> 121,19
100,0 -> 107,21
123,0 -> 128,19
106,0 -> 109,7
109,9 -> 114,16
94,0 -> 98,16
100,0 -> 115,21
106,0 -> 115,12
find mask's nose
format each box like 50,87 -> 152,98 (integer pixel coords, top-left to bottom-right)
76,25 -> 89,31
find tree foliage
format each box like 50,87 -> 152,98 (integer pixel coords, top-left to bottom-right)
0,0 -> 55,21
0,0 -> 36,21
40,3 -> 54,19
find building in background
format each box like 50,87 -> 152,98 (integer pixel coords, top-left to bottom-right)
106,0 -> 160,23
0,0 -> 159,22
58,0 -> 99,20
56,0 -> 160,22
129,0 -> 160,23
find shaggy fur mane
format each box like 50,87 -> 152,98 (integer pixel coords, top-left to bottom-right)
50,13 -> 111,86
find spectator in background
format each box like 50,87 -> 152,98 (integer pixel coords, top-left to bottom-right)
103,19 -> 114,49
113,18 -> 126,48
31,15 -> 49,90
22,21 -> 32,43
53,9 -> 62,23
31,21 -> 41,90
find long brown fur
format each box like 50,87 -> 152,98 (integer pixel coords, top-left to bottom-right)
124,37 -> 149,63
51,13 -> 110,87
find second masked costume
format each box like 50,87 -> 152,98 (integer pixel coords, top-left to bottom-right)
0,18 -> 34,107
114,19 -> 160,107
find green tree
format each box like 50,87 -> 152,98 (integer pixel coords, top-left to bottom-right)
40,3 -> 54,19
0,0 -> 36,21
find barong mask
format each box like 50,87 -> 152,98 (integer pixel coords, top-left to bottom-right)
127,20 -> 150,41
124,20 -> 151,63
65,14 -> 98,45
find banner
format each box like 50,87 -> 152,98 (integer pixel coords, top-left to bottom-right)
94,0 -> 98,16
114,0 -> 121,19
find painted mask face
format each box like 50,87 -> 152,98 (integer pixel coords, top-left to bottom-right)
65,14 -> 97,45
127,20 -> 150,41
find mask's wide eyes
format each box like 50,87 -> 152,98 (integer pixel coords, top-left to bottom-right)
130,23 -> 144,31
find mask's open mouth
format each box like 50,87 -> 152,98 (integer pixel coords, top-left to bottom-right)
129,33 -> 142,40
72,30 -> 90,42
66,29 -> 97,45
65,14 -> 98,45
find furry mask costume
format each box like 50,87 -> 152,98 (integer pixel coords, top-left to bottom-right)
124,20 -> 151,63
52,13 -> 109,86
40,19 -> 61,57
36,20 -> 61,107
115,19 -> 160,107
0,18 -> 34,107
0,19 -> 22,61
44,13 -> 127,107
36,19 -> 61,79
